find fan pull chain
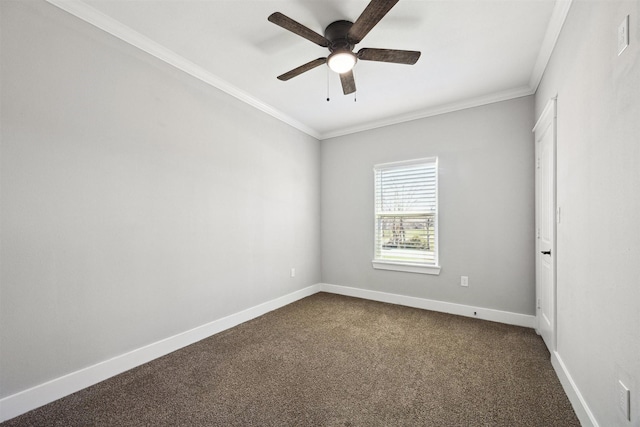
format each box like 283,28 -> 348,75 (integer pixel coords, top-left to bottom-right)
353,70 -> 357,102
326,67 -> 330,102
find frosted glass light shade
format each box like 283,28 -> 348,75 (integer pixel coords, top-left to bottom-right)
327,50 -> 357,74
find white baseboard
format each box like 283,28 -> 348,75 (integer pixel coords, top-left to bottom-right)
1,282 -> 540,422
0,284 -> 320,423
319,283 -> 536,328
551,351 -> 599,427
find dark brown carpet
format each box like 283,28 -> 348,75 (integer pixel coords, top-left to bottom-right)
2,293 -> 580,426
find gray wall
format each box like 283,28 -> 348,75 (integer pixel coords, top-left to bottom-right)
0,1 -> 320,398
321,96 -> 536,315
8,2 -> 638,425
535,1 -> 640,425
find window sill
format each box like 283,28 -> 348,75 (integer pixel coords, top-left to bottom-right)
371,260 -> 441,275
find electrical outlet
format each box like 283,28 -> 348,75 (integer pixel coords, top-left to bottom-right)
290,268 -> 296,278
618,15 -> 629,55
618,380 -> 630,421
460,276 -> 469,287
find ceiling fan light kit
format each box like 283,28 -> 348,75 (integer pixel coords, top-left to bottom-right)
327,50 -> 357,74
268,0 -> 421,96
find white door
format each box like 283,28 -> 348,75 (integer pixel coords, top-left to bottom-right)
533,98 -> 556,352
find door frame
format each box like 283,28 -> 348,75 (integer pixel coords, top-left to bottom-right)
533,97 -> 557,351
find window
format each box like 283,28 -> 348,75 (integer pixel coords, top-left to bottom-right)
372,158 -> 440,275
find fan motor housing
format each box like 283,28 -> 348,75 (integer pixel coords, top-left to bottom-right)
324,20 -> 355,52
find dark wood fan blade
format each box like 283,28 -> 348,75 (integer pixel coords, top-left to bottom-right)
357,48 -> 421,64
268,12 -> 329,47
277,58 -> 327,81
339,70 -> 356,95
347,0 -> 399,44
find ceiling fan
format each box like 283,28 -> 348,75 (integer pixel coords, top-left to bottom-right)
268,0 -> 421,95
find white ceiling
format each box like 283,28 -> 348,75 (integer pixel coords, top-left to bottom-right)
47,0 -> 571,139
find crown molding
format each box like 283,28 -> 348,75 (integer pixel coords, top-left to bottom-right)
319,85 -> 535,140
45,0 -> 321,140
45,0 -> 569,142
529,0 -> 573,91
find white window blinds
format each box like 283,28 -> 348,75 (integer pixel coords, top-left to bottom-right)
374,158 -> 438,268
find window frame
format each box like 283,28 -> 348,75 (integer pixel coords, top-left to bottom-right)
371,157 -> 441,275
